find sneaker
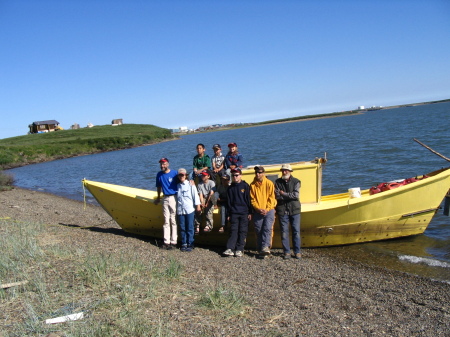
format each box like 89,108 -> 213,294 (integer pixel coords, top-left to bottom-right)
294,253 -> 302,259
185,246 -> 193,252
235,250 -> 243,257
283,253 -> 292,260
180,245 -> 187,252
160,243 -> 172,250
223,249 -> 234,256
260,247 -> 271,255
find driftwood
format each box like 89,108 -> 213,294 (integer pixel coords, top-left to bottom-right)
0,280 -> 28,289
414,138 -> 450,162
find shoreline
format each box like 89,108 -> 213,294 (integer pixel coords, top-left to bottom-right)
1,187 -> 449,335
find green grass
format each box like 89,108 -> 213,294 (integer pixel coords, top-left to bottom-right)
0,215 -> 252,336
0,124 -> 175,169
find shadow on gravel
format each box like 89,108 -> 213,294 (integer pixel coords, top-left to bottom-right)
57,222 -> 161,246
55,223 -> 300,259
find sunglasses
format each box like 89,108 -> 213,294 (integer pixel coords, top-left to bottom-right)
232,174 -> 240,177
178,174 -> 186,177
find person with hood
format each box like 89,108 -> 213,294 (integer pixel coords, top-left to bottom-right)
250,165 -> 276,258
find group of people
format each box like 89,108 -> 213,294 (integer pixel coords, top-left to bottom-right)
154,142 -> 301,259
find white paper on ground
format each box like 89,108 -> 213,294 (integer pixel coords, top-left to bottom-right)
45,312 -> 84,324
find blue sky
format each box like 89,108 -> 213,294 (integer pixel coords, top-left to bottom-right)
1,0 -> 449,139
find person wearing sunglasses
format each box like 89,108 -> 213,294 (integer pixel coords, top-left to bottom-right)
250,165 -> 276,258
223,168 -> 252,257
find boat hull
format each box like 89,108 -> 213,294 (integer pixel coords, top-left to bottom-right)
82,166 -> 450,248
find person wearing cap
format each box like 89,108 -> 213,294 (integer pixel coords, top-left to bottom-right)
195,170 -> 216,233
175,168 -> 201,252
211,144 -> 225,182
192,143 -> 211,178
224,142 -> 243,171
216,172 -> 230,233
223,168 -> 252,257
154,157 -> 178,250
274,164 -> 302,259
250,165 -> 276,258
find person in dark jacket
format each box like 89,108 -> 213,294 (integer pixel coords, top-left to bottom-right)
223,168 -> 252,257
275,164 -> 302,259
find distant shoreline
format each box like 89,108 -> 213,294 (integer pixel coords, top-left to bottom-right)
181,98 -> 450,133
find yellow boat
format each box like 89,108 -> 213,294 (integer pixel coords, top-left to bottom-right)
82,158 -> 450,248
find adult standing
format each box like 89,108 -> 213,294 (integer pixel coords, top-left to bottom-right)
175,168 -> 201,252
154,157 -> 178,250
274,164 -> 302,259
223,168 -> 252,257
250,165 -> 276,258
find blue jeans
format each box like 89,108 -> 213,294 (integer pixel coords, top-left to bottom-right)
278,213 -> 301,254
253,209 -> 275,251
178,211 -> 195,247
220,205 -> 228,227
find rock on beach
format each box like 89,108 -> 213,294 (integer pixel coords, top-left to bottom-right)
1,187 -> 449,336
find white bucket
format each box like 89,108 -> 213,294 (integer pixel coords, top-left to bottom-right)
348,187 -> 361,198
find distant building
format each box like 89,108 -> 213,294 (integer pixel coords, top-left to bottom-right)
358,106 -> 365,110
71,123 -> 80,130
87,123 -> 94,128
28,120 -> 62,134
112,119 -> 123,125
171,126 -> 189,133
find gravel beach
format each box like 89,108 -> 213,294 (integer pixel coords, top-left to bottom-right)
1,188 -> 449,336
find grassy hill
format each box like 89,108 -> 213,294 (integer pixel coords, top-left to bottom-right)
0,124 -> 175,169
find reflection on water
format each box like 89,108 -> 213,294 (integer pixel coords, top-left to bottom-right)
7,102 -> 450,281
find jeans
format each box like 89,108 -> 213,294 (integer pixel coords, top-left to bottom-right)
226,213 -> 249,251
253,209 -> 275,251
220,205 -> 228,227
178,211 -> 195,247
278,213 -> 301,254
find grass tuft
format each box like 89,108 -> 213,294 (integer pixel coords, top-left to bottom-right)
198,284 -> 247,317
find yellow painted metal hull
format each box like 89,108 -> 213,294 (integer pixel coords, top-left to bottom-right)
82,163 -> 450,248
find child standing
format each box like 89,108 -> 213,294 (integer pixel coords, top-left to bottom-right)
195,170 -> 216,233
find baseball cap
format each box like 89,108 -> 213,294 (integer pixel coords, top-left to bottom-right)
230,168 -> 242,174
159,157 -> 169,163
212,144 -> 221,149
254,165 -> 265,173
228,142 -> 237,148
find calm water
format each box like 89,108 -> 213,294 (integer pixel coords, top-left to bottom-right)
7,102 -> 450,281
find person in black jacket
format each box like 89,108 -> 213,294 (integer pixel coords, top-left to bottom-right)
275,164 -> 302,259
223,168 -> 252,257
